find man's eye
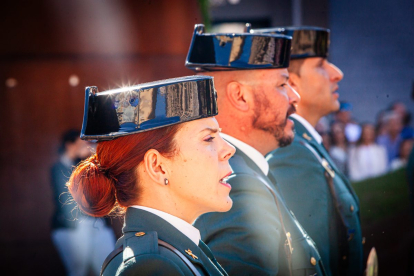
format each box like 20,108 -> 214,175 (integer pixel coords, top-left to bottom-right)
317,60 -> 324,67
204,136 -> 215,142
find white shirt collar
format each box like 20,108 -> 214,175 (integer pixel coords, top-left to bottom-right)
220,133 -> 269,175
290,114 -> 323,144
131,206 -> 201,246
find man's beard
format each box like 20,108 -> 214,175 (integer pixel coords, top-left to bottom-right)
252,95 -> 296,148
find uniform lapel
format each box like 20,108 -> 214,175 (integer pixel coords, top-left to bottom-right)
292,118 -> 359,204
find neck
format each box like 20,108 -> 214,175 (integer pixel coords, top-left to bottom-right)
296,107 -> 322,128
137,194 -> 201,224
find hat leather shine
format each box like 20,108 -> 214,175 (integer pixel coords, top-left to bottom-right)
81,75 -> 218,141
185,24 -> 292,71
251,26 -> 330,59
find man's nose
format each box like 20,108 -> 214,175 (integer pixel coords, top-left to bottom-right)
287,83 -> 300,106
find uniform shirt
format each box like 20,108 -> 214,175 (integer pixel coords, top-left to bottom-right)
131,206 -> 200,245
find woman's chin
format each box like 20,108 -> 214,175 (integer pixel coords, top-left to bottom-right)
201,197 -> 233,215
217,197 -> 233,212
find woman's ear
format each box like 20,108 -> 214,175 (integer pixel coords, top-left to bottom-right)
226,81 -> 251,112
143,149 -> 168,186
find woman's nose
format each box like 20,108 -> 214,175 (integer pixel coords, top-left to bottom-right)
220,138 -> 236,161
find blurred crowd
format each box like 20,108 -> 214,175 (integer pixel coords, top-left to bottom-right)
316,101 -> 414,182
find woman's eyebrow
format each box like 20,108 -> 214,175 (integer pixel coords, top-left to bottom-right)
200,127 -> 220,134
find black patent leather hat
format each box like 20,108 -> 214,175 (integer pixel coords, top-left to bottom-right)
185,24 -> 292,71
251,26 -> 330,59
81,76 -> 218,141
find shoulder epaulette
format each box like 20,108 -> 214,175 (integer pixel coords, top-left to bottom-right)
123,231 -> 159,262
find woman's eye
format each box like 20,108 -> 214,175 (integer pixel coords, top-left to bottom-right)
204,136 -> 215,142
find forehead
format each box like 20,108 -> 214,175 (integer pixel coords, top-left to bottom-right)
245,68 -> 288,85
177,117 -> 219,134
302,57 -> 325,66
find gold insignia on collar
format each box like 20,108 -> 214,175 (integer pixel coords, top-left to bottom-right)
185,249 -> 198,259
303,133 -> 312,141
285,232 -> 294,254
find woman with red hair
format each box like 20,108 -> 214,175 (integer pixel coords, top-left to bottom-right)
68,76 -> 234,276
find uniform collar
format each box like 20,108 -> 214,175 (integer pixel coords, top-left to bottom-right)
122,207 -> 205,266
220,133 -> 269,175
290,114 -> 323,144
131,206 -> 200,246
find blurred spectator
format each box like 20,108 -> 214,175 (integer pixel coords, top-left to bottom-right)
329,122 -> 349,176
377,111 -> 403,164
390,139 -> 414,170
334,102 -> 361,144
391,101 -> 414,139
50,130 -> 115,276
348,123 -> 388,182
375,109 -> 388,136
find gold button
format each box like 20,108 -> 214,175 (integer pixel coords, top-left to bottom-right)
343,256 -> 347,260
350,205 -> 354,212
310,257 -> 317,266
135,232 -> 145,237
362,237 -> 366,244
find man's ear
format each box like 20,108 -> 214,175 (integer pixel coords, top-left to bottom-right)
288,73 -> 301,95
143,149 -> 168,186
226,81 -> 252,112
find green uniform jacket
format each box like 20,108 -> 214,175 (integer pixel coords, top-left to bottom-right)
103,208 -> 227,276
266,117 -> 363,276
194,145 -> 327,276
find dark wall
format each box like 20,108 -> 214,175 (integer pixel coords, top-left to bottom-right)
0,1 -> 199,274
210,0 -> 328,28
329,0 -> 414,123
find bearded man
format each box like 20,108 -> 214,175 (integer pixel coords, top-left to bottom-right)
187,24 -> 328,276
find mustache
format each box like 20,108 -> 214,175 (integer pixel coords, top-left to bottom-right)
287,104 -> 296,117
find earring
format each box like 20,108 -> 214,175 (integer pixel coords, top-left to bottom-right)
164,178 -> 169,185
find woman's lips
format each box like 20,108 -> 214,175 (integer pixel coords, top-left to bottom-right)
219,171 -> 232,189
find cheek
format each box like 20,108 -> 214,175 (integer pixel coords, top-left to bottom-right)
272,106 -> 286,123
267,94 -> 288,120
177,147 -> 219,185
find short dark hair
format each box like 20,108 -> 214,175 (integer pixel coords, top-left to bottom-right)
59,129 -> 80,154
